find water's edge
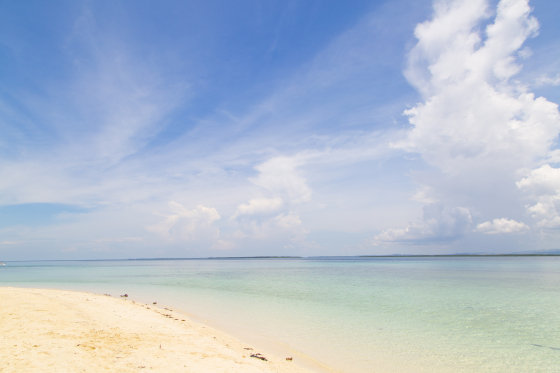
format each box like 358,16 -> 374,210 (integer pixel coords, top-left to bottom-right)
2,257 -> 559,373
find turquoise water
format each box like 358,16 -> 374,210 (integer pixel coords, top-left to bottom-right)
1,257 -> 559,372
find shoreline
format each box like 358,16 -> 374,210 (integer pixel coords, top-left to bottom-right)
0,287 -> 327,373
161,303 -> 334,373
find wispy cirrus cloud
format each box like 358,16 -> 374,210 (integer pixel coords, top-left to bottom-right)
2,0 -> 560,259
0,5 -> 189,207
535,73 -> 560,86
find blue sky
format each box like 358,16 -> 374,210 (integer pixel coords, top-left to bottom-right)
1,0 -> 559,260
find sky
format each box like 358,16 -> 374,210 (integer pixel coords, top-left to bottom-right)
1,0 -> 559,260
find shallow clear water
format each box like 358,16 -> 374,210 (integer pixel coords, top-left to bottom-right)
1,257 -> 559,372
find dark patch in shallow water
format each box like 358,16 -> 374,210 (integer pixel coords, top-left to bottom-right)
531,344 -> 560,351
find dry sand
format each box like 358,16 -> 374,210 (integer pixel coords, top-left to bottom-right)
0,287 -> 317,373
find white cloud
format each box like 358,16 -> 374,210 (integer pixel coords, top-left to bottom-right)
235,212 -> 309,243
517,164 -> 560,194
62,7 -> 186,166
379,0 -> 560,245
232,197 -> 283,219
147,202 -> 221,242
0,5 -> 188,210
547,149 -> 560,164
229,156 -> 313,245
272,213 -> 309,242
535,74 -> 560,86
3,0 -> 560,258
400,0 -> 553,172
475,218 -> 529,234
210,240 -> 234,251
517,46 -> 532,59
249,156 -> 312,204
517,164 -> 560,228
410,186 -> 438,204
375,204 -> 472,243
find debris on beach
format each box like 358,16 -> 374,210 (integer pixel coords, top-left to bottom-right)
250,353 -> 268,361
286,357 -> 293,361
243,347 -> 253,350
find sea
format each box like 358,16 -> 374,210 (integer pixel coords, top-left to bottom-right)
1,256 -> 559,372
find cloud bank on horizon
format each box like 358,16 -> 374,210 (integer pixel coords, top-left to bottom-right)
0,0 -> 559,259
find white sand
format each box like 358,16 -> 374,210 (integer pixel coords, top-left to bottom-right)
0,287 -> 318,373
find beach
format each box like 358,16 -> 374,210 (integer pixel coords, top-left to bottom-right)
0,287 -> 315,373
2,257 -> 559,373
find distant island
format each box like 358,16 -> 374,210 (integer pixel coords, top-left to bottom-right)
207,256 -> 303,259
127,256 -> 303,261
359,253 -> 560,257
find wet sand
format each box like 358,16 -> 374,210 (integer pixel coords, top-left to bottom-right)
0,287 -> 316,373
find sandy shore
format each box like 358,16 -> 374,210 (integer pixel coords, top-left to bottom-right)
0,287 -> 317,373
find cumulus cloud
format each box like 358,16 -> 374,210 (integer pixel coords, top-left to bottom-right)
234,212 -> 309,243
210,240 -> 234,251
517,164 -> 560,228
230,156 -> 312,245
399,0 -> 555,172
378,0 -> 560,245
249,156 -> 312,204
272,213 -> 309,242
375,203 -> 472,243
475,218 -> 529,234
147,202 -> 221,242
231,197 -> 283,219
547,149 -> 560,164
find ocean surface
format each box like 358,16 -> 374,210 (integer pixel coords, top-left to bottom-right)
1,256 -> 559,372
